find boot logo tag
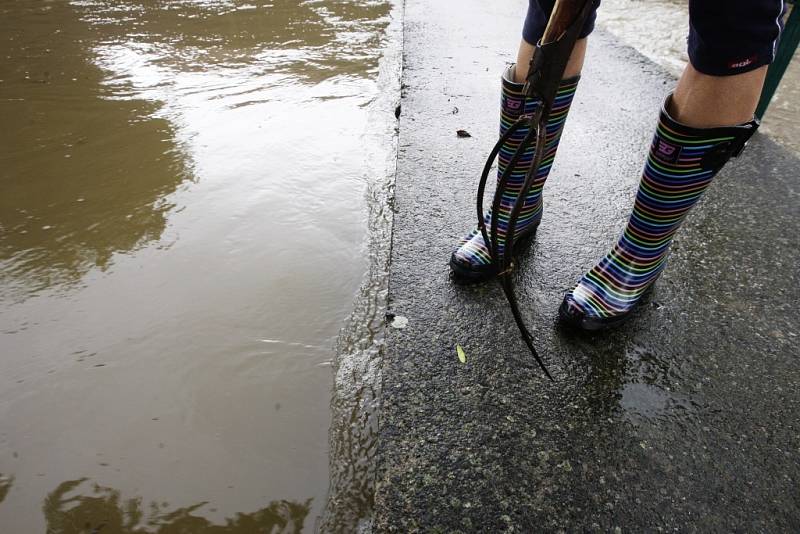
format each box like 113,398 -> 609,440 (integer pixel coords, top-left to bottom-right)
653,138 -> 681,164
506,97 -> 522,110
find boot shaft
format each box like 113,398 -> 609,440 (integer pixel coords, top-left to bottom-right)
498,66 -> 579,186
629,96 -> 760,250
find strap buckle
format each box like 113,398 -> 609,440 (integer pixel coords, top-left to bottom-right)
701,118 -> 760,171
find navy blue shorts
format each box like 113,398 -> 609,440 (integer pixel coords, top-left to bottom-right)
523,0 -> 786,76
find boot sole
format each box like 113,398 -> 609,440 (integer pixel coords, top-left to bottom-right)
449,224 -> 539,285
557,283 -> 657,332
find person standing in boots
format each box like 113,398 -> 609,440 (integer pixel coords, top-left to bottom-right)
449,0 -> 784,331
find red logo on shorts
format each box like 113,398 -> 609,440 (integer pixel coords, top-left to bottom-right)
728,55 -> 758,70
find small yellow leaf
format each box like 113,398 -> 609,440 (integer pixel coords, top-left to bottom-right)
456,344 -> 466,363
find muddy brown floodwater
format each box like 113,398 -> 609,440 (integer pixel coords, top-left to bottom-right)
0,1 -> 400,532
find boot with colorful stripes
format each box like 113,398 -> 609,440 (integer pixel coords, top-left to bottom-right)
559,95 -> 758,330
450,65 -> 579,283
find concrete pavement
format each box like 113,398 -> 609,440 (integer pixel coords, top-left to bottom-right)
373,0 -> 800,531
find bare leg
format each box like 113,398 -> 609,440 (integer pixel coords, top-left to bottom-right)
670,63 -> 767,128
513,37 -> 588,83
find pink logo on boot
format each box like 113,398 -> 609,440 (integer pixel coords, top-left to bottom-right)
506,98 -> 522,111
653,138 -> 681,164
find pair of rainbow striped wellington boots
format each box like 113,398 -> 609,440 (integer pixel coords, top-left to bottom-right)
450,65 -> 758,330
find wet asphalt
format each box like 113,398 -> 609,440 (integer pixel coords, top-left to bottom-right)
372,0 -> 800,531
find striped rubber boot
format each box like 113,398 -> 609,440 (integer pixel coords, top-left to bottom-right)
559,95 -> 758,330
449,65 -> 579,283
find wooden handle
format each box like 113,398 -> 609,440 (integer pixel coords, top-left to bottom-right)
541,0 -> 587,44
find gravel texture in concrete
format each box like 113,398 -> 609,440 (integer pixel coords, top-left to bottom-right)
373,0 -> 800,531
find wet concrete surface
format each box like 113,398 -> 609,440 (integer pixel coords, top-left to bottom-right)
374,0 -> 800,531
